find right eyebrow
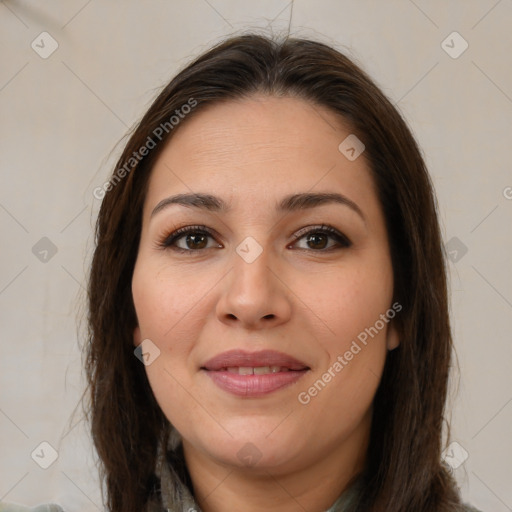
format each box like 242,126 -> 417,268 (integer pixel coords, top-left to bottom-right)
150,191 -> 366,223
151,193 -> 227,218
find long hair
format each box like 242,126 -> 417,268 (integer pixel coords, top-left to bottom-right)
86,33 -> 462,511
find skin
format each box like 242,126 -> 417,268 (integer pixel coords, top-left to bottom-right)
132,95 -> 400,512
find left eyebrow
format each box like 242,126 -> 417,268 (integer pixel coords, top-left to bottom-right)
150,192 -> 366,222
277,192 -> 365,221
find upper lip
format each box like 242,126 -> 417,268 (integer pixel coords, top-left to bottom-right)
202,349 -> 309,371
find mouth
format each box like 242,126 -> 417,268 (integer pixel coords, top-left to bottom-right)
216,366 -> 298,375
201,349 -> 310,397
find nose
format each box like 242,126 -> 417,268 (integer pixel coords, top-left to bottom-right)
215,243 -> 293,330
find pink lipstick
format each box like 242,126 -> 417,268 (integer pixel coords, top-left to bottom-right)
201,349 -> 310,397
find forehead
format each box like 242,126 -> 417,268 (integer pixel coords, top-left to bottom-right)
144,95 -> 377,215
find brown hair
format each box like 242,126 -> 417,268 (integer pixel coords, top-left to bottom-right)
86,33 -> 462,511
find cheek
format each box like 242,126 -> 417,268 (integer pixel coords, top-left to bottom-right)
131,261 -> 215,408
301,256 -> 393,349
296,253 -> 393,407
144,362 -> 200,437
132,261 -> 211,342
298,288 -> 390,428
132,263 -> 202,429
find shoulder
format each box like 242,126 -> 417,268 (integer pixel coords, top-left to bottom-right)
0,504 -> 64,512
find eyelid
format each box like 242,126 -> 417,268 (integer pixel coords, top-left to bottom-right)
156,223 -> 352,252
289,224 -> 352,249
156,224 -> 221,251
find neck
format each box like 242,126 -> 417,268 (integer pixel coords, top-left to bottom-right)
182,410 -> 371,512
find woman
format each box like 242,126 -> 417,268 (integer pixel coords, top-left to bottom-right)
1,33 -> 481,512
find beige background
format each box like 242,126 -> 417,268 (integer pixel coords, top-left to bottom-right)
1,1 -> 511,510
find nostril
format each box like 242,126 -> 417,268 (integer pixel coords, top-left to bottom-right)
263,314 -> 275,320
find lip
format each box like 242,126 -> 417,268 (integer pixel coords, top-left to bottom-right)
202,349 -> 309,371
201,349 -> 310,398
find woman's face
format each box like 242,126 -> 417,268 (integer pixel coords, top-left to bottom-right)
132,95 -> 399,475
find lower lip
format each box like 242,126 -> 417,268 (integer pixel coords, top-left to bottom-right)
203,369 -> 308,397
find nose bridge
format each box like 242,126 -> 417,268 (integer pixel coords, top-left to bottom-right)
216,235 -> 291,327
231,236 -> 273,299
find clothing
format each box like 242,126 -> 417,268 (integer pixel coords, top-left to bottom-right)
0,430 -> 483,512
149,427 -> 364,511
149,429 -> 481,512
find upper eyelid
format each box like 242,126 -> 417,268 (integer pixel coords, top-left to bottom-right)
161,224 -> 350,248
291,224 -> 341,238
291,225 -> 352,247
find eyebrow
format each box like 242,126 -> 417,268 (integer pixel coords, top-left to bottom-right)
150,192 -> 365,221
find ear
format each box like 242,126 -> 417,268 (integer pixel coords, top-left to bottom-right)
386,321 -> 400,351
133,325 -> 142,347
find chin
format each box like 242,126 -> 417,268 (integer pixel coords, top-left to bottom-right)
190,421 -> 308,472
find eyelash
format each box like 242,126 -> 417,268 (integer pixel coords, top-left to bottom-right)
157,224 -> 352,254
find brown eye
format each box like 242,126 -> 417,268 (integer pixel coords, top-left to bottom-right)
305,233 -> 329,250
291,225 -> 351,251
182,233 -> 209,250
160,225 -> 222,252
